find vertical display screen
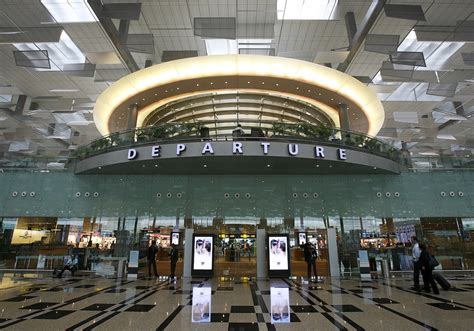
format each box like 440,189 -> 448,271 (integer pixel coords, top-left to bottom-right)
271,287 -> 290,323
268,236 -> 289,270
191,287 -> 211,323
171,232 -> 180,246
298,233 -> 306,246
193,236 -> 213,271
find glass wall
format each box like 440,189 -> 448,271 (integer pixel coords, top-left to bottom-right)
1,215 -> 474,278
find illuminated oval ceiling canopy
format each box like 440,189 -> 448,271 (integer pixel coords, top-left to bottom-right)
93,55 -> 385,136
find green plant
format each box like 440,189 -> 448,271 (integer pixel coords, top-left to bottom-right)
314,125 -> 332,141
272,122 -> 286,136
109,132 -> 122,146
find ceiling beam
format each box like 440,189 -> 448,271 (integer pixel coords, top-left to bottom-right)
338,0 -> 386,73
87,0 -> 139,73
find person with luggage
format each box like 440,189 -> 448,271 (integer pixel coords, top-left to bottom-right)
419,243 -> 439,294
147,240 -> 159,278
428,245 -> 451,291
411,236 -> 421,291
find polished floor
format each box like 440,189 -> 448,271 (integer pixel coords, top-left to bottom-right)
0,273 -> 473,330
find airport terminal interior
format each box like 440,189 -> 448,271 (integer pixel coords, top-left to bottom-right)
0,0 -> 473,330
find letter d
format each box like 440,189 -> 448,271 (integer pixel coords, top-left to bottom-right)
127,149 -> 137,160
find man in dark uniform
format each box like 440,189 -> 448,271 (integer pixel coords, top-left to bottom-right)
147,240 -> 158,278
169,244 -> 179,282
304,242 -> 318,282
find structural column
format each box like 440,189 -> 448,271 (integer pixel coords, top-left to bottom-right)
338,103 -> 350,131
127,104 -> 138,130
327,227 -> 340,277
256,228 -> 267,279
183,228 -> 194,278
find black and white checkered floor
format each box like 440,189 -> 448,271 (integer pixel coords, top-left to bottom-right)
0,273 -> 473,330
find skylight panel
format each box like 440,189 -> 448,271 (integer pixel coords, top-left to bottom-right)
277,0 -> 338,20
204,39 -> 238,55
41,0 -> 98,23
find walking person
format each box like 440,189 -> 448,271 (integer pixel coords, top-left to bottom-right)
419,243 -> 439,294
304,242 -> 318,282
411,236 -> 421,291
147,240 -> 159,278
169,244 -> 178,282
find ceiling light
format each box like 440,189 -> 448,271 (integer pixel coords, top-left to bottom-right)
196,83 -> 199,87
176,87 -> 179,90
224,81 -> 228,84
277,0 -> 339,20
203,164 -> 207,168
41,0 -> 98,23
267,164 -> 271,167
205,39 -> 238,55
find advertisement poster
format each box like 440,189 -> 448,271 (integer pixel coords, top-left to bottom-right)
298,232 -> 307,246
193,236 -> 213,270
171,232 -> 180,246
270,287 -> 290,323
268,236 -> 288,270
192,287 -> 211,323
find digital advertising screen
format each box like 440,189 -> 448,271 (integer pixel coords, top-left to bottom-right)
171,232 -> 180,246
192,235 -> 214,277
268,235 -> 290,277
270,287 -> 290,324
298,232 -> 307,246
191,287 -> 211,323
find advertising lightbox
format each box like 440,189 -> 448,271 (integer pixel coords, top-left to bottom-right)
171,232 -> 180,246
268,234 -> 290,277
298,232 -> 307,246
191,234 -> 214,277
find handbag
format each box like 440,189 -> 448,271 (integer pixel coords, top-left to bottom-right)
429,255 -> 439,269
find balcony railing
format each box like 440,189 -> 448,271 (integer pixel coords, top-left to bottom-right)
73,122 -> 404,163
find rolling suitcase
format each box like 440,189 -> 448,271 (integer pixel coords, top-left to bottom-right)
433,273 -> 451,290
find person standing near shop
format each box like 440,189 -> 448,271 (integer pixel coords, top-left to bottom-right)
169,244 -> 178,282
304,242 -> 318,282
411,236 -> 421,291
147,240 -> 159,278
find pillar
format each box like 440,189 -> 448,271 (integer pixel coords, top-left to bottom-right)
257,228 -> 267,279
183,228 -> 194,278
327,227 -> 340,277
127,104 -> 138,130
338,103 -> 350,132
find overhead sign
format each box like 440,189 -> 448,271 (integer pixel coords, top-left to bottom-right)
126,142 -> 348,161
75,140 -> 402,174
